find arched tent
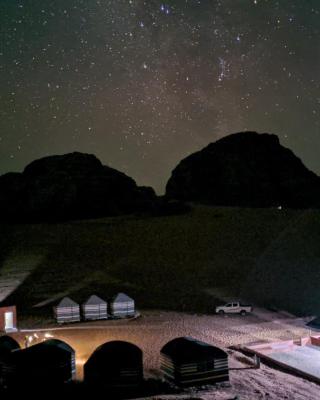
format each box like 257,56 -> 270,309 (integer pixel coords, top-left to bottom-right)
84,340 -> 143,388
160,337 -> 229,386
0,336 -> 20,355
9,339 -> 76,387
0,335 -> 21,386
110,293 -> 135,318
82,295 -> 108,321
54,297 -> 80,323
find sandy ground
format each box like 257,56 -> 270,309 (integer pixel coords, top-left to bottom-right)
13,308 -> 320,399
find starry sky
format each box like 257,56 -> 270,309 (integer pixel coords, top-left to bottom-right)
1,0 -> 320,193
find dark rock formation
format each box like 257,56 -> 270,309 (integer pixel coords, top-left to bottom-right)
166,132 -> 320,208
0,152 -> 157,222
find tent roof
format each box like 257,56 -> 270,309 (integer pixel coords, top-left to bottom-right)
85,341 -> 142,369
0,335 -> 20,356
12,339 -> 74,363
161,337 -> 227,362
112,292 -> 133,303
83,294 -> 107,306
41,338 -> 75,353
57,296 -> 79,307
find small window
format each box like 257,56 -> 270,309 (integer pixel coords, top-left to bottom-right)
226,303 -> 232,307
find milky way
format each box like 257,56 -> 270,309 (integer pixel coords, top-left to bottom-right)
1,0 -> 319,192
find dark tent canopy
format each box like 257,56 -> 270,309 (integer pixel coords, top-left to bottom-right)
9,339 -> 75,386
0,335 -> 21,386
161,337 -> 227,363
0,336 -> 20,356
84,340 -> 143,387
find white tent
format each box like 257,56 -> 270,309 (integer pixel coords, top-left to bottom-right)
82,295 -> 108,321
54,297 -> 80,324
110,293 -> 135,318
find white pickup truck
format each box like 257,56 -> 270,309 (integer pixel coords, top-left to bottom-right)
215,301 -> 253,316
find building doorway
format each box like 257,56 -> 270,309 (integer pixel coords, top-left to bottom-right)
5,311 -> 14,331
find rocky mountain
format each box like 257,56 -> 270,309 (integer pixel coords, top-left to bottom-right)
0,152 -> 157,222
166,131 -> 320,208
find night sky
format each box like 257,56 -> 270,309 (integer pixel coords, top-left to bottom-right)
1,0 -> 319,193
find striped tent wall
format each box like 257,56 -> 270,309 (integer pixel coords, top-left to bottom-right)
0,360 -> 16,387
160,337 -> 229,386
53,339 -> 76,379
110,293 -> 135,318
160,355 -> 229,386
54,297 -> 80,324
82,295 -> 108,321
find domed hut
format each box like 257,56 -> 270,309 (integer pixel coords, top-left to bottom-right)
160,337 -> 228,386
9,339 -> 76,387
84,340 -> 143,388
82,295 -> 108,321
0,336 -> 20,355
0,335 -> 20,386
109,293 -> 135,318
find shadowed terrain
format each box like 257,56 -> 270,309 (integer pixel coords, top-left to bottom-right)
1,206 -> 319,323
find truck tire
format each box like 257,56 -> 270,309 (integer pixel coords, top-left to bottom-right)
240,310 -> 247,316
218,310 -> 225,315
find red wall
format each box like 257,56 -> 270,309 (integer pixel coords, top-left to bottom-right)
311,336 -> 320,347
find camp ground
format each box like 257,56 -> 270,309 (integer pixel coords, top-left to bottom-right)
1,308 -> 320,399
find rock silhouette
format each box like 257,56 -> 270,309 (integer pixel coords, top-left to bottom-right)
166,131 -> 320,208
0,152 -> 157,222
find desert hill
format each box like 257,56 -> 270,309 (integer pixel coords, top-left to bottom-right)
0,152 -> 157,222
1,132 -> 320,224
166,131 -> 320,208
